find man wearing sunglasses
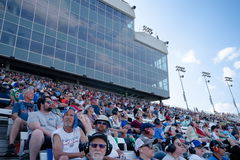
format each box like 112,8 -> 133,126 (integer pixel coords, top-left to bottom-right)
83,132 -> 111,160
92,115 -> 124,159
208,140 -> 229,160
27,96 -> 62,160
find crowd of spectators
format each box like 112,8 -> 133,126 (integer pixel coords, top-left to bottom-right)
1,68 -> 240,160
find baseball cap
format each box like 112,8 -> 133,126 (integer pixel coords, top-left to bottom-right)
89,132 -> 108,145
191,140 -> 206,148
210,140 -> 228,151
140,123 -> 155,132
95,115 -> 111,127
134,137 -> 155,151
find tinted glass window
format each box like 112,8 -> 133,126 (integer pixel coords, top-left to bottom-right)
55,49 -> 65,60
18,26 -> 31,39
44,35 -> 55,46
16,36 -> 29,50
30,41 -> 42,54
0,31 -> 16,46
3,21 -> 17,34
32,31 -> 44,43
43,45 -> 54,56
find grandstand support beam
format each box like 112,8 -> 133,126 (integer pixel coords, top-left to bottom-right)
176,66 -> 189,110
202,72 -> 216,113
225,77 -> 240,115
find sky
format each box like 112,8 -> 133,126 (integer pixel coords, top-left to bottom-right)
125,0 -> 240,114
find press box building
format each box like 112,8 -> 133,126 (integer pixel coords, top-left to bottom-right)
0,0 -> 169,100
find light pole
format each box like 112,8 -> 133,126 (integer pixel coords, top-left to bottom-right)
176,66 -> 189,110
225,77 -> 239,115
202,72 -> 216,113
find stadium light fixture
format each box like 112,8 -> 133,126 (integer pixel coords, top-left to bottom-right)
225,77 -> 239,115
202,72 -> 216,113
176,66 -> 189,110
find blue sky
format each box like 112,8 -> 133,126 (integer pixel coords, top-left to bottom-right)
125,0 -> 240,114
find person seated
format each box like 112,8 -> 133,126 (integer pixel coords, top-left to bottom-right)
109,108 -> 127,138
92,115 -> 124,159
27,96 -> 62,160
208,140 -> 229,160
52,107 -> 87,160
134,137 -> 156,160
186,121 -> 209,143
188,140 -> 206,160
5,87 -> 37,156
135,123 -> 166,160
162,136 -> 187,160
83,132 -> 112,160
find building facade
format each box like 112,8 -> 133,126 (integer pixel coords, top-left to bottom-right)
0,0 -> 169,99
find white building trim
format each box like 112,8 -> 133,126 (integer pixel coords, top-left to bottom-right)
134,32 -> 168,54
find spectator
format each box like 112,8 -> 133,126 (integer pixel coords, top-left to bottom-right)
84,105 -> 97,126
154,118 -> 166,150
83,132 -> 112,160
91,98 -> 101,115
181,116 -> 191,127
27,96 -> 62,160
77,111 -> 92,136
208,140 -> 229,160
92,115 -> 124,159
136,123 -> 166,160
52,107 -> 87,160
188,140 -> 206,160
163,136 -> 186,160
134,137 -> 156,160
5,87 -> 37,156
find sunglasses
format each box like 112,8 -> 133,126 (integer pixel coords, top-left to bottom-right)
90,143 -> 107,149
46,101 -> 53,104
176,142 -> 184,147
96,121 -> 108,126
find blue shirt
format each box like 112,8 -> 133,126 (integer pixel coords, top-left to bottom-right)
154,127 -> 166,142
208,155 -> 229,160
12,102 -> 38,121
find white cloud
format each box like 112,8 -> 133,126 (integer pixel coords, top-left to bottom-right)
228,52 -> 239,60
223,67 -> 235,78
234,61 -> 240,69
181,50 -> 201,64
214,103 -> 235,114
213,47 -> 236,63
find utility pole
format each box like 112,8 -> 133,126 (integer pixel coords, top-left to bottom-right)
176,66 -> 189,110
225,77 -> 239,115
202,72 -> 216,113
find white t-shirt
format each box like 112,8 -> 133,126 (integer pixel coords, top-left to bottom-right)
162,154 -> 186,160
52,127 -> 82,160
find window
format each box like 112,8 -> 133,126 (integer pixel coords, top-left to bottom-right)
21,1 -> 34,21
66,52 -> 76,63
0,32 -> 16,46
18,26 -> 31,39
43,45 -> 54,57
3,21 -> 17,34
44,35 -> 55,46
16,36 -> 29,50
32,31 -> 43,43
7,0 -> 21,16
56,39 -> 66,50
55,49 -> 65,60
30,41 -> 43,54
